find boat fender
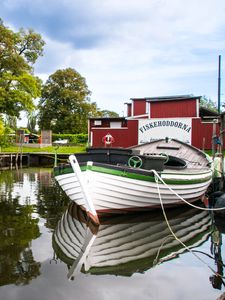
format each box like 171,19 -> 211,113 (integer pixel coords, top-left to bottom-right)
102,133 -> 115,146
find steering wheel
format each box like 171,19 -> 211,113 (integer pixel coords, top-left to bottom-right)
128,156 -> 143,168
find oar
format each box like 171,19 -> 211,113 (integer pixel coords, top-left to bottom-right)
67,228 -> 96,280
69,155 -> 98,219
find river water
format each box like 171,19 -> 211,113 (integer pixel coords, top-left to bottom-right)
0,167 -> 224,300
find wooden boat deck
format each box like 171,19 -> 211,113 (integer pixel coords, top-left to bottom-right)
131,139 -> 210,170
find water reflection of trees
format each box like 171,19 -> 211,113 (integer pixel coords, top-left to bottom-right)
34,169 -> 70,230
0,201 -> 40,286
0,168 -> 70,286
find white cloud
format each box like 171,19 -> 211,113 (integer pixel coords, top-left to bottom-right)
3,0 -> 225,118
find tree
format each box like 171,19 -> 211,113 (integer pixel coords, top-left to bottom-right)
200,95 -> 217,112
38,68 -> 99,133
0,19 -> 45,118
5,115 -> 17,130
27,111 -> 37,133
98,109 -> 119,117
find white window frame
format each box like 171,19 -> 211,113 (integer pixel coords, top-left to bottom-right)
94,120 -> 102,126
110,121 -> 122,128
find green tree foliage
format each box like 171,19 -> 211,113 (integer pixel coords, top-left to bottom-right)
38,68 -> 99,133
5,115 -> 17,130
98,110 -> 119,117
0,19 -> 45,117
27,111 -> 37,133
0,117 -> 4,135
0,116 -> 14,147
200,95 -> 217,112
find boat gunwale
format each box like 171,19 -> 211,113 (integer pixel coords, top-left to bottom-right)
54,162 -> 212,185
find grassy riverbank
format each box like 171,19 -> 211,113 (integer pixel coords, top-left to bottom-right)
1,145 -> 86,154
0,145 -> 216,156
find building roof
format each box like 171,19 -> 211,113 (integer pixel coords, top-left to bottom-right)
130,95 -> 201,102
199,106 -> 219,117
89,117 -> 125,120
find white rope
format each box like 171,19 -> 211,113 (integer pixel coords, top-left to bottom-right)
155,175 -> 220,276
151,169 -> 225,212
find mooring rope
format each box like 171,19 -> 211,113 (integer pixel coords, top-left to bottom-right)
152,169 -> 225,212
154,174 -> 223,277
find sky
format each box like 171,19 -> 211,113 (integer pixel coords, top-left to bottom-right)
1,0 -> 225,122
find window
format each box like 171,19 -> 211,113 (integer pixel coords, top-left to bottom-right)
110,122 -> 121,128
94,120 -> 102,126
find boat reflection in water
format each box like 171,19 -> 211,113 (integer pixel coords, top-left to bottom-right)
52,202 -> 212,279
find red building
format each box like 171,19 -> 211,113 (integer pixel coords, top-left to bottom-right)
88,95 -> 219,150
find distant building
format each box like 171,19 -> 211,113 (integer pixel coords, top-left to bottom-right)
88,95 -> 219,150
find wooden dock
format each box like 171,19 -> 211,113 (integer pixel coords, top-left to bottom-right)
0,152 -> 70,169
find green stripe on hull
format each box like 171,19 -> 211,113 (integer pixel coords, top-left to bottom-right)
87,165 -> 211,185
54,165 -> 86,176
54,164 -> 212,185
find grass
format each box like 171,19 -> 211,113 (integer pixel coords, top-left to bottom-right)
0,144 -> 87,154
0,145 -> 218,156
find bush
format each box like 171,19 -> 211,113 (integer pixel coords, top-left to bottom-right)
0,127 -> 14,148
52,133 -> 88,144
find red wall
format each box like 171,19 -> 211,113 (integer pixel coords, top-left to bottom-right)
133,100 -> 146,116
127,103 -> 132,117
91,120 -> 138,148
150,99 -> 197,118
192,118 -> 219,150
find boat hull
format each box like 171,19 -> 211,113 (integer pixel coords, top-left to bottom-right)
54,162 -> 212,214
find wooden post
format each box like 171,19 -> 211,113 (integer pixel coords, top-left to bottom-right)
10,153 -> 12,169
19,134 -> 23,168
27,154 -> 30,167
212,119 -> 217,158
20,144 -> 22,168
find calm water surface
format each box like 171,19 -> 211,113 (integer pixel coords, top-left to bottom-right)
0,168 -> 224,300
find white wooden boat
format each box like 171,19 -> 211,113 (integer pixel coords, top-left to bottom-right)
52,203 -> 211,278
54,139 -> 213,221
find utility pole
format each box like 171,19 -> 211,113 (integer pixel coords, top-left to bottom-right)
218,55 -> 221,113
